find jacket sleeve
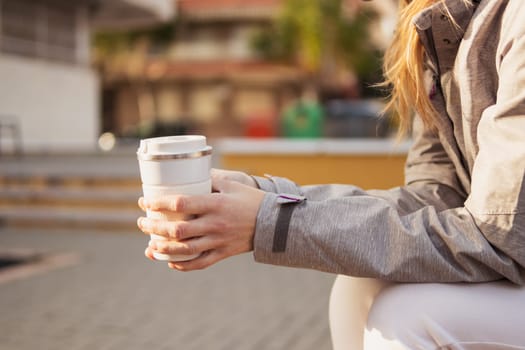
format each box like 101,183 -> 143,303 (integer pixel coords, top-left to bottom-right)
252,38 -> 525,284
253,120 -> 465,217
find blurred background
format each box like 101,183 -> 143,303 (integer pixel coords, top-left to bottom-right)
0,1 -> 406,349
0,0 -> 400,151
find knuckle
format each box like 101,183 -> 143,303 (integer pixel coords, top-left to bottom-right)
167,224 -> 178,239
184,242 -> 198,256
156,241 -> 167,253
173,197 -> 186,212
173,223 -> 186,240
214,218 -> 229,233
214,194 -> 226,209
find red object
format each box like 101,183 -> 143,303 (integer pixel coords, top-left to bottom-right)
244,111 -> 276,138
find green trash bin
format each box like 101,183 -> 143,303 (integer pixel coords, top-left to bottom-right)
281,101 -> 324,138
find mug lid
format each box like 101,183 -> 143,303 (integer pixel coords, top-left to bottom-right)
137,135 -> 212,160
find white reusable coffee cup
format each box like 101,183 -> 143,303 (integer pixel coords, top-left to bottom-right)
137,135 -> 212,262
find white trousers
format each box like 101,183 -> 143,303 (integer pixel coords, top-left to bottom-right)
329,275 -> 525,350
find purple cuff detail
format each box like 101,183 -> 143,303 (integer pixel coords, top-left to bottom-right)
277,194 -> 306,204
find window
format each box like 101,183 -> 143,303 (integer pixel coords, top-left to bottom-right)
0,0 -> 82,64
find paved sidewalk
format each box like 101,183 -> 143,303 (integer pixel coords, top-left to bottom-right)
0,227 -> 334,350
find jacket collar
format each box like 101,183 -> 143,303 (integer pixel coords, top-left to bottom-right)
413,0 -> 479,33
413,0 -> 481,74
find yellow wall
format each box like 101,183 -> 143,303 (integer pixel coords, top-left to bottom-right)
221,153 -> 407,189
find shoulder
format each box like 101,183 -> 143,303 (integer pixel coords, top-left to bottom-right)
501,0 -> 525,38
471,0 -> 525,61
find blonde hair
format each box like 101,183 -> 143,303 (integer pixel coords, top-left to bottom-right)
382,0 -> 471,137
382,0 -> 437,137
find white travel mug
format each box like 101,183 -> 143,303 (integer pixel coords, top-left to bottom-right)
137,135 -> 212,262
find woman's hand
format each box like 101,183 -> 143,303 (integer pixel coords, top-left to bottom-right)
210,168 -> 259,188
137,175 -> 265,271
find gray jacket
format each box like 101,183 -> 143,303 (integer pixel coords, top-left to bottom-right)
252,0 -> 525,284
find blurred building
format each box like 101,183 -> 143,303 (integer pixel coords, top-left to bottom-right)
101,0 -> 400,139
0,0 -> 173,153
103,0 -> 307,139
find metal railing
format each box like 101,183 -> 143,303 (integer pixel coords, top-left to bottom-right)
0,115 -> 22,156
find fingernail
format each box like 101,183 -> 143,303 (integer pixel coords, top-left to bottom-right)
137,217 -> 144,228
168,262 -> 181,270
145,247 -> 156,260
142,198 -> 150,207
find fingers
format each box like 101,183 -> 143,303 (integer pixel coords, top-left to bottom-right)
140,194 -> 216,215
137,173 -> 263,272
137,216 -> 213,240
138,197 -> 146,211
144,246 -> 155,261
167,249 -> 226,271
211,168 -> 257,189
151,236 -> 217,257
145,237 -> 224,271
138,176 -> 256,214
211,176 -> 233,193
210,168 -> 228,181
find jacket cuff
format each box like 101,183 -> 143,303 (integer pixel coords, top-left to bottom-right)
252,175 -> 303,195
252,176 -> 277,192
253,192 -> 305,264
